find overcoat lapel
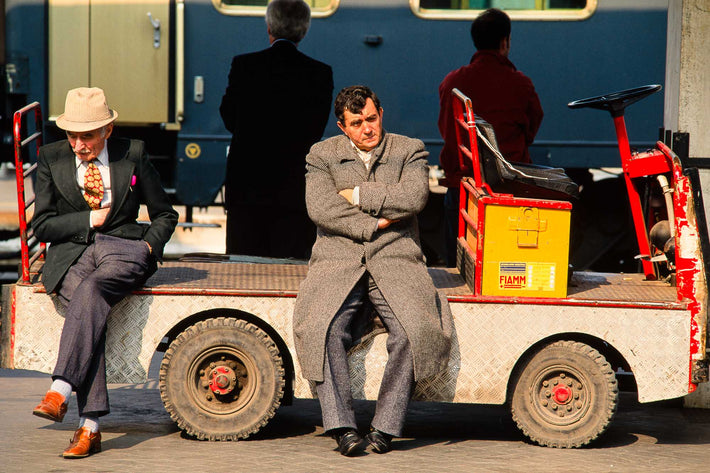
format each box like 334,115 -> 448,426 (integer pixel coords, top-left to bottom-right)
368,130 -> 389,173
337,141 -> 368,181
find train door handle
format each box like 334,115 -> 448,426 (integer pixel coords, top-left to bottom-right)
147,12 -> 161,49
364,35 -> 383,46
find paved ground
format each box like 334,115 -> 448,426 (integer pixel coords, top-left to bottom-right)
1,359 -> 710,473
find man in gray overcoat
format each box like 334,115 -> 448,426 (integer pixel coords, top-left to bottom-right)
293,86 -> 453,456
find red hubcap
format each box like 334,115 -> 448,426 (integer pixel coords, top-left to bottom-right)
209,366 -> 237,395
552,384 -> 572,404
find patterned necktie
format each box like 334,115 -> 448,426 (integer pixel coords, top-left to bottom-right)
83,161 -> 104,210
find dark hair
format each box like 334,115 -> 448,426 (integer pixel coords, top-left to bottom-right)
470,8 -> 511,51
265,0 -> 311,43
334,85 -> 382,123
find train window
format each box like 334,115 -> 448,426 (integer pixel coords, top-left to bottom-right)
412,0 -> 596,20
213,0 -> 338,18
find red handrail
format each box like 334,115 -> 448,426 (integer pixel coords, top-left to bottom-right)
13,102 -> 45,284
451,88 -> 482,187
451,89 -> 483,294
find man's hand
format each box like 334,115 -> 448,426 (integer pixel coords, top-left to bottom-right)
377,218 -> 399,230
338,188 -> 355,204
91,207 -> 110,227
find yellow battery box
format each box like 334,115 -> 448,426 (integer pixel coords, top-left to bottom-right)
480,201 -> 571,298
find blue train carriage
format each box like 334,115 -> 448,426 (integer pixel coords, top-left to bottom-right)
3,0 -> 666,205
2,0 -> 667,268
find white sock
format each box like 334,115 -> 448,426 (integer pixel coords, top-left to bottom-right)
79,416 -> 100,433
50,378 -> 72,401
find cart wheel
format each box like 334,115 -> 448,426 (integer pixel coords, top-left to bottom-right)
159,317 -> 285,440
510,340 -> 618,448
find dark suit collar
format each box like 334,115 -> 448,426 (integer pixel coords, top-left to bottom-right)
51,142 -> 90,211
107,137 -> 130,163
271,38 -> 298,49
268,39 -> 299,59
106,139 -> 136,221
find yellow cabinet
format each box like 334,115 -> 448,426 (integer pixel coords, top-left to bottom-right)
49,0 -> 170,125
481,203 -> 571,298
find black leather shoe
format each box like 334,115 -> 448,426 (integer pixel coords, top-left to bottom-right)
366,428 -> 393,454
333,428 -> 365,456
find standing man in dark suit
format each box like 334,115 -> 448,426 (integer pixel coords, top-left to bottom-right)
219,0 -> 333,258
293,86 -> 453,456
31,87 -> 178,458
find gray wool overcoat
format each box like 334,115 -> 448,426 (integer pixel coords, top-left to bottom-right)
293,132 -> 454,383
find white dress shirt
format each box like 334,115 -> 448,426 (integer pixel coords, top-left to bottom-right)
350,140 -> 374,206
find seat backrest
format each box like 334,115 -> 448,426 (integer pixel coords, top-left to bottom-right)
452,88 -> 579,200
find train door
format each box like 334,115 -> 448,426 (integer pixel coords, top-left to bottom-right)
48,0 -> 171,124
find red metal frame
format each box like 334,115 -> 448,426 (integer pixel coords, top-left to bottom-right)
13,102 -> 45,284
612,116 -> 673,280
656,140 -> 705,392
452,88 -> 487,294
451,88 -> 482,188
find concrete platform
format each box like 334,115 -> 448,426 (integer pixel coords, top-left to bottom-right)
2,361 -> 710,473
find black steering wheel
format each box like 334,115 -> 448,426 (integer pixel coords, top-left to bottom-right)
567,84 -> 661,117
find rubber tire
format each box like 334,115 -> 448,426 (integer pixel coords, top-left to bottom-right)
159,317 -> 285,440
510,340 -> 618,448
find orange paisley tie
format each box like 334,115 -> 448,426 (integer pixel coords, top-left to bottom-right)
83,162 -> 104,210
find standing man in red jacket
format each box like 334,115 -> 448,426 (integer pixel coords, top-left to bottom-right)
438,8 -> 543,266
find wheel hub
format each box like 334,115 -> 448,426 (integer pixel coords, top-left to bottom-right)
535,370 -> 589,426
209,366 -> 237,395
552,384 -> 572,404
188,349 -> 255,415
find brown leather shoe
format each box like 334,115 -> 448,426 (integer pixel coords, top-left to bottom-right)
32,391 -> 67,422
63,427 -> 101,459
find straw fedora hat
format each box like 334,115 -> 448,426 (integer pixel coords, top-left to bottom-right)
56,87 -> 118,132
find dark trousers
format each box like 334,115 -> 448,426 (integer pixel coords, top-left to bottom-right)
225,204 -> 315,259
316,274 -> 414,437
52,234 -> 155,417
444,187 -> 460,268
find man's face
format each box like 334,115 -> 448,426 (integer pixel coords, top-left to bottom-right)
337,98 -> 383,152
66,124 -> 113,162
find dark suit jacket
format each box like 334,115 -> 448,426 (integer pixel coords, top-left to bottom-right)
219,40 -> 333,210
33,138 -> 178,293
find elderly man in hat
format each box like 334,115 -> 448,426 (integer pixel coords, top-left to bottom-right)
31,87 -> 178,458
